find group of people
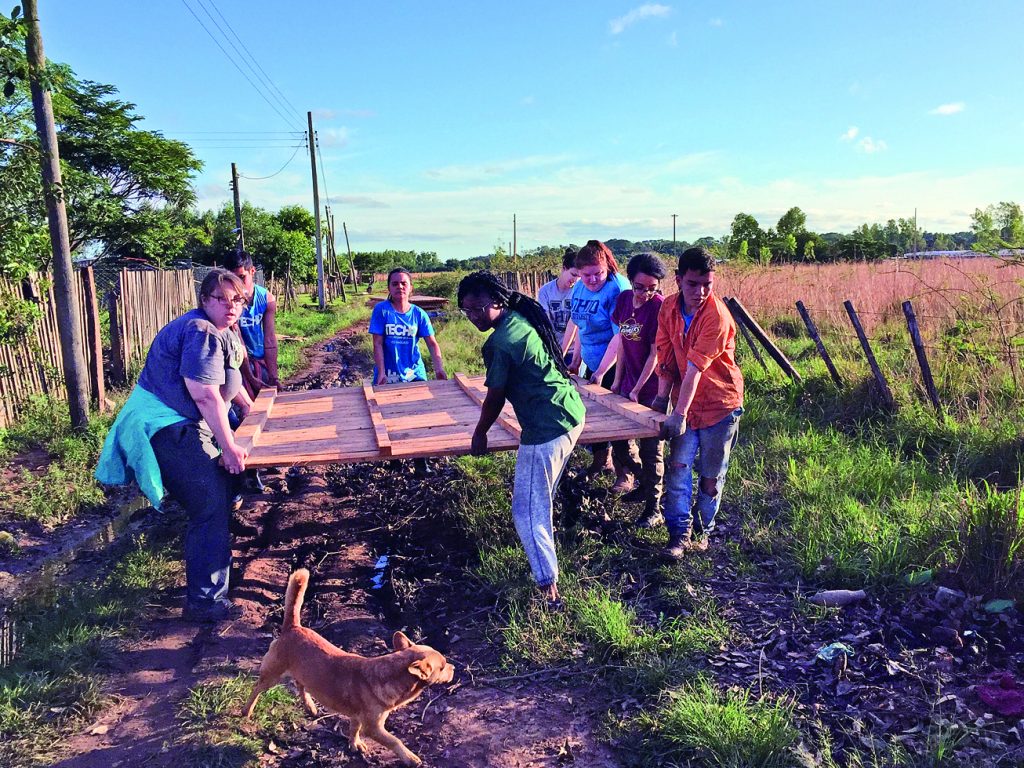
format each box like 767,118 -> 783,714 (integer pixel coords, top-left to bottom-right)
95,240 -> 744,620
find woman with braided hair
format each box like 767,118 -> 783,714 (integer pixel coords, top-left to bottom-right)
458,271 -> 585,608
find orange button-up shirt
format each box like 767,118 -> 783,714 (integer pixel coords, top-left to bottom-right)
655,291 -> 744,429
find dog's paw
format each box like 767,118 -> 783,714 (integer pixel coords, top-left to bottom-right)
401,755 -> 422,768
350,738 -> 370,757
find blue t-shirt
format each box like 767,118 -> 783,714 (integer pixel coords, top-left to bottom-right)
569,272 -> 631,371
369,301 -> 435,383
238,284 -> 269,359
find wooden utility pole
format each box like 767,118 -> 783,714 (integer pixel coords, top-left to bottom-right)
231,162 -> 245,255
672,214 -> 678,242
24,0 -> 89,429
343,221 -> 358,292
327,208 -> 345,301
513,214 -> 517,261
307,112 -> 326,309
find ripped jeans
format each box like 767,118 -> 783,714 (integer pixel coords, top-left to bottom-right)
663,408 -> 743,537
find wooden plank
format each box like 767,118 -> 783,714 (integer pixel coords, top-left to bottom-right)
453,372 -> 522,438
235,387 -> 277,453
362,382 -> 393,456
572,378 -> 665,431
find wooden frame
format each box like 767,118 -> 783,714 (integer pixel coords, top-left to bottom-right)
239,375 -> 664,468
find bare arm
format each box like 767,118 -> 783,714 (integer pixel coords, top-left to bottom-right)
185,378 -> 247,473
629,346 -> 659,402
372,334 -> 387,385
471,385 -> 507,455
262,293 -> 279,386
590,334 -> 621,387
424,336 -> 448,380
561,319 -> 578,357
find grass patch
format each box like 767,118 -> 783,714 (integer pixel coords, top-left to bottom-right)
0,535 -> 180,766
636,677 -> 799,768
177,673 -> 305,768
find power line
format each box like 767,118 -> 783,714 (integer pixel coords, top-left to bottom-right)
184,143 -> 306,149
179,0 -> 298,131
314,131 -> 331,209
203,0 -> 304,120
192,0 -> 301,124
168,131 -> 304,135
239,141 -> 306,180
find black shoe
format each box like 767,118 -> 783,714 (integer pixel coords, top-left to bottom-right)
636,508 -> 665,529
664,532 -> 690,561
183,599 -> 241,623
620,486 -> 647,504
413,459 -> 432,478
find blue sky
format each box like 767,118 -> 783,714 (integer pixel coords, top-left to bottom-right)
43,1 -> 1024,260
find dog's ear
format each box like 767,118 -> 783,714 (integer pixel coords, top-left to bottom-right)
392,630 -> 412,650
407,658 -> 433,680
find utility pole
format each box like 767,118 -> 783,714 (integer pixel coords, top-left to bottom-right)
513,214 -> 517,261
672,214 -> 678,243
329,211 -> 345,301
24,0 -> 89,429
343,222 -> 358,293
307,112 -> 325,309
230,162 -> 245,255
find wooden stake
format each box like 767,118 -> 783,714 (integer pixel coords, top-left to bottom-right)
80,266 -> 106,409
902,300 -> 941,414
726,297 -> 802,382
843,300 -> 896,409
723,295 -> 768,373
343,221 -> 358,293
795,300 -> 843,388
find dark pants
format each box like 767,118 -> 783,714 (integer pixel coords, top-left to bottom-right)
151,422 -> 235,606
613,436 -> 664,503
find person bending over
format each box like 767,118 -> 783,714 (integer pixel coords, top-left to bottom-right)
459,271 -> 585,609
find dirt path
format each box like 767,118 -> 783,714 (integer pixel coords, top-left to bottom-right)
51,324 -> 620,768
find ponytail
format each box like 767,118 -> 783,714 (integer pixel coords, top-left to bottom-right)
458,271 -> 571,379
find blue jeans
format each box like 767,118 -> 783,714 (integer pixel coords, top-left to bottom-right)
151,422 -> 236,606
663,408 -> 743,537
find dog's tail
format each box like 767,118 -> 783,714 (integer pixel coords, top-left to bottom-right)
282,568 -> 310,630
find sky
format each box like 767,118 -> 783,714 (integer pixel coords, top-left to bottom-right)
41,1 -> 1024,260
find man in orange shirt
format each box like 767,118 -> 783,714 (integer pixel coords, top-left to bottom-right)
653,247 -> 744,558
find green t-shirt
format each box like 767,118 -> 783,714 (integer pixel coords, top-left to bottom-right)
482,311 -> 585,445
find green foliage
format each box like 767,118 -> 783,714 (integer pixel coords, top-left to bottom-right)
0,289 -> 41,343
638,677 -> 799,768
954,484 -> 1023,598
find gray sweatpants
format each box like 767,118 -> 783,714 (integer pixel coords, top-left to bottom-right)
511,422 -> 584,587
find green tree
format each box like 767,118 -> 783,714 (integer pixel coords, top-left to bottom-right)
776,207 -> 807,238
730,213 -> 764,257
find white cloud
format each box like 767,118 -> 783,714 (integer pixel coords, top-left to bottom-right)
316,127 -> 350,148
609,4 -> 671,35
929,102 -> 965,116
425,154 -> 573,183
857,137 -> 887,153
709,17 -> 723,27
313,108 -> 375,120
840,126 -> 859,141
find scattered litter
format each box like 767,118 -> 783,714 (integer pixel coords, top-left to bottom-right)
809,589 -> 867,607
370,554 -> 389,590
930,626 -> 963,648
816,642 -> 854,662
89,723 -> 109,736
977,673 -> 1024,717
984,598 -> 1015,614
934,586 -> 966,610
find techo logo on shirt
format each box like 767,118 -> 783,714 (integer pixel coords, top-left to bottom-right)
385,323 -> 418,338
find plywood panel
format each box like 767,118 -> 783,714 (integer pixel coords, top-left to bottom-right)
242,375 -> 664,468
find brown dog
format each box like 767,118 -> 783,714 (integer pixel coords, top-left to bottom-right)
244,568 -> 454,766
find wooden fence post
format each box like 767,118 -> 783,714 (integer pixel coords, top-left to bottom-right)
795,300 -> 843,388
843,300 -> 896,410
902,300 -> 941,414
107,289 -> 126,387
726,297 -> 802,382
723,295 -> 768,373
80,266 -> 106,409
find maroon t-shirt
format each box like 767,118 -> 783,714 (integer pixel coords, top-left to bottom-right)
612,290 -> 663,406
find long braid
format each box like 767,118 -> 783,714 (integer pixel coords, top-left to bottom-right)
458,271 -> 571,378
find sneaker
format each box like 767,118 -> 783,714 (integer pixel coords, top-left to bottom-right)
664,532 -> 690,560
610,472 -> 634,495
620,486 -> 647,504
689,534 -> 710,552
183,599 -> 242,623
545,596 -> 565,613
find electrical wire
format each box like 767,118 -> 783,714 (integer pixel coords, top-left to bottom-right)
203,0 -> 304,120
179,0 -> 298,131
239,141 -> 305,180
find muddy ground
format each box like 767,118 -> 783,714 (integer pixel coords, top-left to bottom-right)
5,322 -> 1024,767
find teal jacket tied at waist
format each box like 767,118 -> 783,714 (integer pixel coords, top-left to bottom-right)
94,385 -> 189,509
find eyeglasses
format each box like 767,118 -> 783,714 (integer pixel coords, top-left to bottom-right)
632,283 -> 660,294
459,303 -> 497,318
208,293 -> 246,307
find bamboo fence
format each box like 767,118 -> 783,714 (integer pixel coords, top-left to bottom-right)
0,269 -> 100,428
108,268 -> 196,385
